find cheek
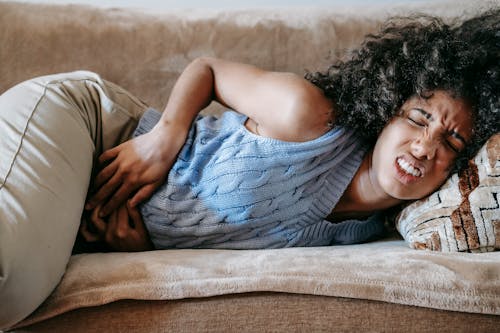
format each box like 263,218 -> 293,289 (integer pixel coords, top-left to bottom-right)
373,125 -> 405,167
371,136 -> 399,194
419,155 -> 454,195
434,150 -> 457,173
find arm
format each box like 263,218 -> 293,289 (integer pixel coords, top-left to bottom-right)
86,57 -> 334,215
329,213 -> 386,245
152,57 -> 333,142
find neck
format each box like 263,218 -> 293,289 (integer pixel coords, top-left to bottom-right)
333,150 -> 403,216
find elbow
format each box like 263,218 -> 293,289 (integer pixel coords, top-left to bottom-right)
191,56 -> 216,70
190,56 -> 216,83
185,57 -> 212,78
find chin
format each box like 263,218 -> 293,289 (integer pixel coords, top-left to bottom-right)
388,190 -> 422,201
381,179 -> 433,201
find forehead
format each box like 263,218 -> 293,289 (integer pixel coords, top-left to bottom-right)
403,91 -> 474,139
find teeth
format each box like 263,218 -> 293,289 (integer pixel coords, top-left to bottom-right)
397,158 -> 422,177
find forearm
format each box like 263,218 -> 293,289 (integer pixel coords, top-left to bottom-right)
330,213 -> 386,245
155,57 -> 215,136
155,56 -> 332,142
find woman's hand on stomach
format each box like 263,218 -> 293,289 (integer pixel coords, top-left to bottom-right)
79,202 -> 154,252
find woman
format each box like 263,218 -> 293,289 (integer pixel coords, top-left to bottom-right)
81,10 -> 499,251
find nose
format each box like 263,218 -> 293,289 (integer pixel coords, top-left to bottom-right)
411,130 -> 438,160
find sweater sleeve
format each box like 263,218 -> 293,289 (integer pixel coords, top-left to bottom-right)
328,213 -> 386,245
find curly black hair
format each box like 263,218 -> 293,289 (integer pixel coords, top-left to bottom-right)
305,9 -> 499,171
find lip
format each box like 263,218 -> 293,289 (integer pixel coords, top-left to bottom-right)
393,155 -> 425,185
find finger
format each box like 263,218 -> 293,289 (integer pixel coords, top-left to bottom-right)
85,173 -> 122,210
116,205 -> 131,239
127,201 -> 145,231
92,161 -> 118,190
105,209 -> 120,246
79,220 -> 101,242
100,182 -> 137,217
89,206 -> 107,235
98,146 -> 121,164
129,183 -> 159,207
126,202 -> 154,251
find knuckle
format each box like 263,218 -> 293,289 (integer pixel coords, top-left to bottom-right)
115,167 -> 125,178
101,168 -> 112,179
116,229 -> 128,239
89,214 -> 98,223
119,166 -> 130,176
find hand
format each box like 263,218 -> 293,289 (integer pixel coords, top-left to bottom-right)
85,123 -> 187,216
80,203 -> 154,252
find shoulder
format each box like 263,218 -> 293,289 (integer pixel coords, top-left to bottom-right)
258,72 -> 336,142
289,75 -> 335,136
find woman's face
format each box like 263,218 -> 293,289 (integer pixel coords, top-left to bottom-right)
372,90 -> 474,200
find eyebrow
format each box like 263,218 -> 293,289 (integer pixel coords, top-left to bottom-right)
412,108 -> 467,145
413,108 -> 433,120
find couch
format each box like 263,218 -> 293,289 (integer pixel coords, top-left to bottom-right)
1,1 -> 499,331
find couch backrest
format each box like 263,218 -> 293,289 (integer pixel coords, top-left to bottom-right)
0,0 -> 491,112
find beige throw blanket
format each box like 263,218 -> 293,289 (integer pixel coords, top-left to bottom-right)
16,235 -> 500,327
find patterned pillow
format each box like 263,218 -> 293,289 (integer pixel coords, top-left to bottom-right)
395,134 -> 499,252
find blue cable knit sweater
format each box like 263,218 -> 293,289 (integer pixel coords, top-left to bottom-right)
134,108 -> 385,249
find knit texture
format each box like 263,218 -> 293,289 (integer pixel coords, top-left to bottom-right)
135,108 -> 383,249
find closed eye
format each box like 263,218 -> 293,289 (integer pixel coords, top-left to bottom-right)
405,107 -> 432,128
407,117 -> 426,127
445,140 -> 460,153
446,141 -> 460,154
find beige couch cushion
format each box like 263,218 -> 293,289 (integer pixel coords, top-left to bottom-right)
17,295 -> 500,332
0,1 -> 487,111
12,236 -> 500,329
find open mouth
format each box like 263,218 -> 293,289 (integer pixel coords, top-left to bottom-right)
396,157 -> 423,177
393,157 -> 425,185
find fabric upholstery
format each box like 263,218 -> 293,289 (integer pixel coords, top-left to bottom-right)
17,295 -> 500,333
12,235 -> 500,329
0,1 -> 487,112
